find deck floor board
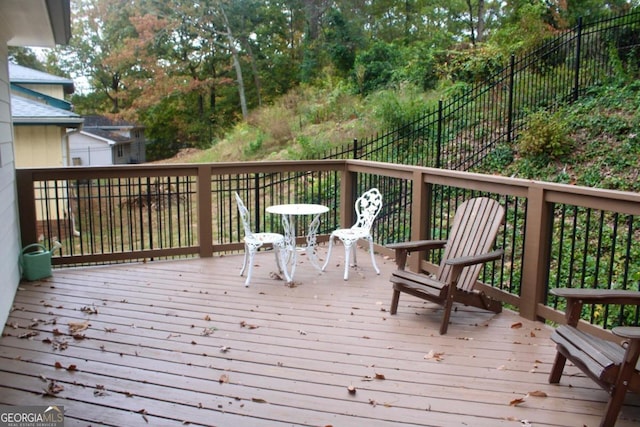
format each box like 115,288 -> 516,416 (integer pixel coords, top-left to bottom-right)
2,250 -> 639,426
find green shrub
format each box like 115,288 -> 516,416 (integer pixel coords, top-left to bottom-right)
517,111 -> 573,158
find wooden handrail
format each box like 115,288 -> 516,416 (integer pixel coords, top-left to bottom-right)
16,159 -> 640,328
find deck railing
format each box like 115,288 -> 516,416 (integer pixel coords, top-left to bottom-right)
16,161 -> 640,333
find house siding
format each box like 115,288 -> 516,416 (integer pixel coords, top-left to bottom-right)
18,83 -> 65,100
0,39 -> 23,328
14,125 -> 67,167
69,132 -> 113,166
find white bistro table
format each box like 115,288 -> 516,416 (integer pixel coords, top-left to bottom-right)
266,203 -> 329,283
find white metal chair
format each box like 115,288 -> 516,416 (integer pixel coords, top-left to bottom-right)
234,192 -> 286,286
322,188 -> 383,280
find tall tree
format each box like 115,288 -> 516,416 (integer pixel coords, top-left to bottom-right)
56,0 -> 139,113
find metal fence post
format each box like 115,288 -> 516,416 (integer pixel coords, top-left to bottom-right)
573,17 -> 583,102
507,54 -> 515,145
436,100 -> 443,169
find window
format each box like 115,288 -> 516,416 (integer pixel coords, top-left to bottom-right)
117,145 -> 124,158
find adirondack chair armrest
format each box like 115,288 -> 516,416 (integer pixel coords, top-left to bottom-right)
444,249 -> 504,268
443,249 -> 504,288
386,240 -> 448,269
551,288 -> 640,305
386,239 -> 448,252
613,326 -> 640,340
551,288 -> 640,326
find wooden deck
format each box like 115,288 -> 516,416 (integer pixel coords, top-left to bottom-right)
1,248 -> 639,426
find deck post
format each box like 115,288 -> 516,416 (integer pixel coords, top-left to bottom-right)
520,184 -> 553,321
409,171 -> 431,273
197,165 -> 213,257
16,169 -> 38,248
339,169 -> 356,229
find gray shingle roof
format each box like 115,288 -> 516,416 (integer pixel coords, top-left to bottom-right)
9,63 -> 74,85
9,63 -> 75,95
11,94 -> 83,126
82,128 -> 131,143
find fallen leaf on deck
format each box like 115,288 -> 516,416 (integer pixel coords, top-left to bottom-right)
104,328 -> 116,333
375,373 -> 386,380
68,321 -> 89,333
201,327 -> 216,336
240,321 -> 259,329
52,329 -> 63,336
81,306 -> 98,314
369,399 -> 377,406
528,390 -> 547,397
18,331 -> 39,339
44,380 -> 64,396
347,385 -> 357,395
51,339 -> 68,351
424,350 -> 445,361
509,397 -> 526,406
204,315 -> 211,321
511,322 -> 523,329
220,346 -> 230,353
252,398 -> 268,403
530,331 -> 536,337
219,374 -> 229,384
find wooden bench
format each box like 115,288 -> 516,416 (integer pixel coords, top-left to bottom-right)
549,288 -> 640,427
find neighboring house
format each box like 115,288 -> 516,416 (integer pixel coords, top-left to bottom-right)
9,63 -> 83,167
69,115 -> 146,166
1,1 -> 72,327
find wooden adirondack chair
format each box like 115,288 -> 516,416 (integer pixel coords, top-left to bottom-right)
388,197 -> 504,335
549,288 -> 640,427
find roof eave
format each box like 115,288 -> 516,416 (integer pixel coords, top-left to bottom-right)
47,0 -> 72,45
13,118 -> 84,127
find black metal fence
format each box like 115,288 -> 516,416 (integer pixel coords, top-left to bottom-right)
320,10 -> 640,171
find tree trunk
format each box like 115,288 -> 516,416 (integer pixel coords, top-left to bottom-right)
244,39 -> 262,107
218,4 -> 248,119
477,0 -> 485,43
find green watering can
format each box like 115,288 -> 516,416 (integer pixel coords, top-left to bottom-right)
20,242 -> 62,281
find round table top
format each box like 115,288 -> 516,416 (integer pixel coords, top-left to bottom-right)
266,203 -> 329,215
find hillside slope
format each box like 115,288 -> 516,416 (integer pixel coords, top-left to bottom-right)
163,80 -> 639,193
479,81 -> 640,192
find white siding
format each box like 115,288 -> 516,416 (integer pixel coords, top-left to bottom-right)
68,132 -> 113,165
0,40 -> 22,328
